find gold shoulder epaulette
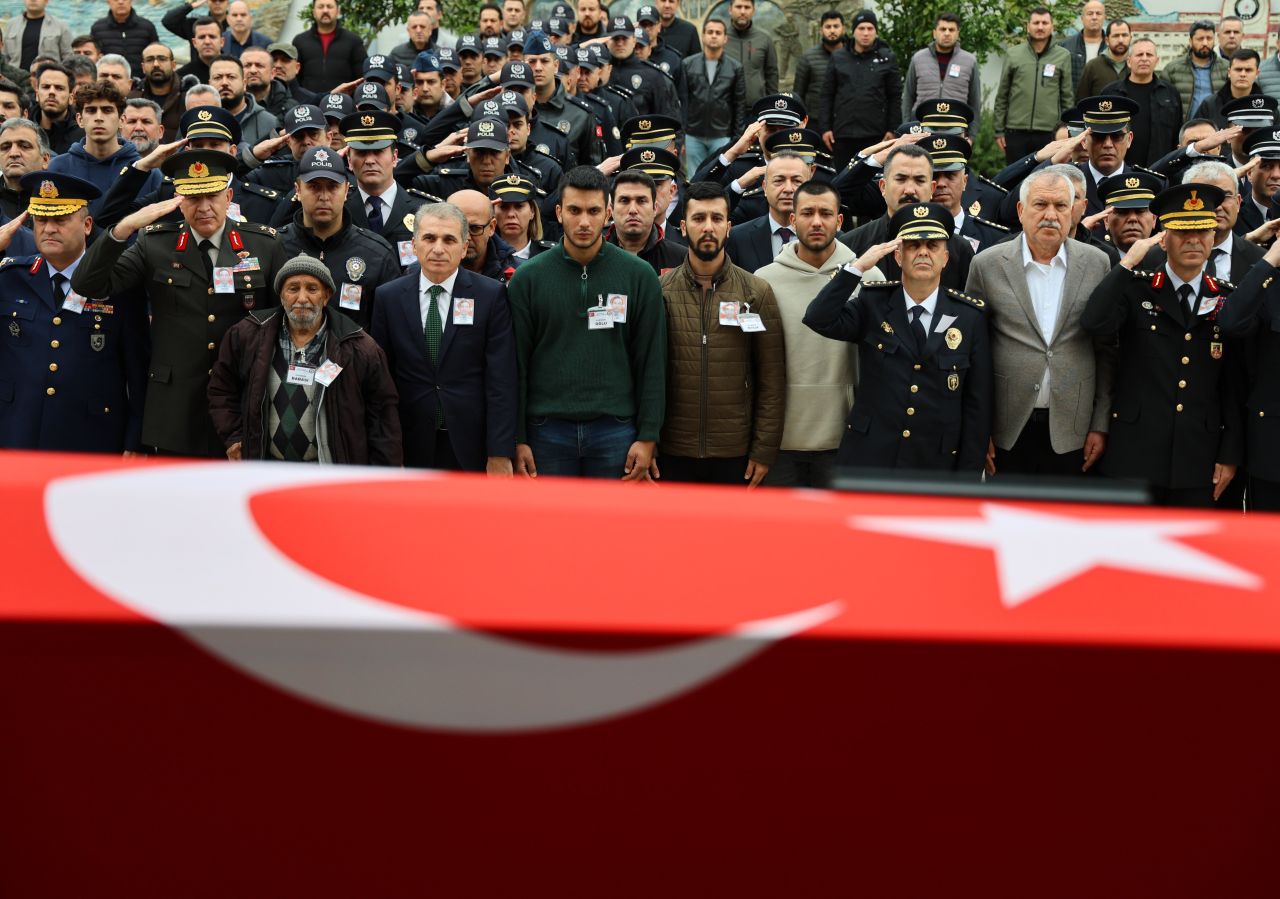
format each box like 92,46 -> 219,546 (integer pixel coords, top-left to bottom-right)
946,287 -> 985,309
975,216 -> 1010,232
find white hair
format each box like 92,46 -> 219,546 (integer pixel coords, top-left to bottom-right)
1023,166 -> 1077,205
185,84 -> 220,107
98,54 -> 131,79
1182,160 -> 1236,187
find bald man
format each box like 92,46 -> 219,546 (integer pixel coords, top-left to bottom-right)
448,188 -> 523,283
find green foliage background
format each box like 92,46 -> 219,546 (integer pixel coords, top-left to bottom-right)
877,0 -> 1078,66
297,0 -> 419,44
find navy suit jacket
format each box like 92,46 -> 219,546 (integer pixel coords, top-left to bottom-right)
724,214 -> 775,274
370,267 -> 517,470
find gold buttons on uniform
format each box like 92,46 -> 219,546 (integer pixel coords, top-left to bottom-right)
906,408 -> 915,416
1184,333 -> 1192,341
45,387 -> 54,396
94,324 -> 100,330
207,287 -> 214,295
52,317 -> 60,326
1176,404 -> 1184,412
49,340 -> 58,348
910,385 -> 918,393
167,277 -> 173,284
1178,380 -> 1187,388
207,342 -> 216,350
1181,356 -> 1190,365
913,364 -> 921,371
876,343 -> 883,350
48,363 -> 57,372
902,430 -> 911,438
1150,325 -> 1157,331
1260,411 -> 1266,418
208,314 -> 216,322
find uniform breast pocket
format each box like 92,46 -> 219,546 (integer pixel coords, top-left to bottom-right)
1,300 -> 36,347
936,351 -> 970,393
76,309 -> 116,353
152,267 -> 192,290
236,270 -> 268,310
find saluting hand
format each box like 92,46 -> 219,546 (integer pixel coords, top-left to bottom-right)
1235,155 -> 1261,180
1080,206 -> 1113,233
112,195 -> 184,241
1195,125 -> 1242,154
852,238 -> 901,274
135,137 -> 190,172
251,131 -> 289,162
1120,231 -> 1164,270
1245,216 -> 1280,247
871,131 -> 928,166
426,129 -> 469,164
0,212 -> 28,252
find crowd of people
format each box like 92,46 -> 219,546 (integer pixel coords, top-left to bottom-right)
3,0 -> 1280,508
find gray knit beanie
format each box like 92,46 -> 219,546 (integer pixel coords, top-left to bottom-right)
274,254 -> 336,295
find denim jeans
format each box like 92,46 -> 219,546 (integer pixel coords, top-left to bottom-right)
685,134 -> 725,179
527,415 -> 637,478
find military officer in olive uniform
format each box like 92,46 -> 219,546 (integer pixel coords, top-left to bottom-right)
73,150 -> 289,457
94,106 -> 281,232
277,147 -> 401,330
804,202 -> 992,474
1082,182 -> 1245,506
0,172 -> 149,453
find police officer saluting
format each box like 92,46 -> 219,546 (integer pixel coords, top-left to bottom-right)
804,201 -> 992,474
277,146 -> 401,330
73,150 -> 289,457
0,172 -> 149,454
1082,182 -> 1244,506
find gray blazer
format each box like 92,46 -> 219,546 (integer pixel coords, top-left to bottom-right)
965,236 -> 1116,453
2,13 -> 73,67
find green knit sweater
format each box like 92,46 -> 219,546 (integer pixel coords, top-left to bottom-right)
507,240 -> 667,442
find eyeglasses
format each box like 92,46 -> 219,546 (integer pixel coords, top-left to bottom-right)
467,222 -> 492,235
142,55 -> 172,63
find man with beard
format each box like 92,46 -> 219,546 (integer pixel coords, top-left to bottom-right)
901,13 -> 981,132
177,17 -> 223,83
34,63 -> 83,155
725,152 -> 810,273
966,168 -> 1115,478
839,144 -> 976,290
1162,20 -> 1227,122
571,0 -> 605,43
135,42 -> 183,140
0,119 -> 50,227
1101,39 -> 1182,166
207,55 -> 279,147
656,179 -> 783,485
806,201 -> 991,475
508,165 -> 666,480
756,180 -> 861,487
122,98 -> 164,156
724,0 -> 776,109
1076,19 -> 1131,101
1192,48 -> 1260,125
277,147 -> 399,329
291,0 -> 368,95
1082,182 -> 1244,506
607,170 -> 686,274
47,81 -> 145,218
209,254 -> 402,465
1098,170 -> 1160,253
791,11 -> 842,120
242,46 -> 297,121
74,149 -> 289,457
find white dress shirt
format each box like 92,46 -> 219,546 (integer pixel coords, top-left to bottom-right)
1166,263 -> 1206,313
1210,232 -> 1233,282
359,183 -> 399,223
1021,235 -> 1069,408
418,269 -> 460,331
904,287 -> 939,336
769,214 -> 795,259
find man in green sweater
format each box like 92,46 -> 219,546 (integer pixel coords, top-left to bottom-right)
508,165 -> 667,480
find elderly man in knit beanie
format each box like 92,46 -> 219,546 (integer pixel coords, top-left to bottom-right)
208,255 -> 403,465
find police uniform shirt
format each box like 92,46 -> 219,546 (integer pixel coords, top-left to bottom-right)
769,215 -> 795,259
904,287 -> 939,335
419,268 -> 459,330
1021,234 -> 1068,408
511,243 -> 531,261
1210,232 -> 1233,282
359,183 -> 400,225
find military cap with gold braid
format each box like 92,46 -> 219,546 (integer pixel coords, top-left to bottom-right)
621,146 -> 679,180
159,148 -> 236,196
179,105 -> 241,145
914,99 -> 973,134
763,127 -> 822,158
888,201 -> 953,242
621,115 -> 680,148
924,133 -> 970,172
1077,95 -> 1139,134
338,110 -> 400,150
1097,170 -> 1163,209
1149,182 -> 1224,231
19,170 -> 100,217
489,173 -> 538,203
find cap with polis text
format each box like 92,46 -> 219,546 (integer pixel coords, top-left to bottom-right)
636,5 -> 660,23
319,92 -> 354,121
924,133 -> 970,172
1149,182 -> 1224,230
545,17 -> 570,36
180,105 -> 241,145
436,47 -> 460,71
456,33 -> 481,55
465,117 -> 510,151
355,81 -> 390,111
575,47 -> 599,70
296,145 -> 349,183
482,35 -> 507,58
550,3 -> 575,20
507,28 -> 527,48
363,54 -> 395,82
20,171 -> 100,217
395,63 -> 413,88
888,202 -> 952,241
1098,170 -> 1163,209
608,16 -> 636,36
283,104 -> 324,135
474,90 -> 529,120
752,93 -> 806,126
500,60 -> 535,88
914,99 -> 973,134
161,149 -> 236,197
339,110 -> 400,150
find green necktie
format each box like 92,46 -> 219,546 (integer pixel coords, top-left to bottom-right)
425,284 -> 443,365
425,284 -> 444,429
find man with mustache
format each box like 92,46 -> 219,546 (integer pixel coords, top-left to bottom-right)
724,152 -> 810,273
1098,170 -> 1160,253
209,254 -> 402,464
656,179 -> 784,485
1082,182 -> 1246,506
966,168 -> 1115,477
805,201 -> 991,475
121,98 -> 164,156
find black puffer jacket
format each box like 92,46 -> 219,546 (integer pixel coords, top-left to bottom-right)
90,10 -> 159,70
292,25 -> 368,94
819,38 -> 902,138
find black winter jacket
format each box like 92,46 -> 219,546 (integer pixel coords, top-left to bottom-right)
819,38 -> 902,138
292,25 -> 367,94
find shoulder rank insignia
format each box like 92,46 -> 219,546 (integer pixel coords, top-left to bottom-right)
946,287 -> 985,309
862,279 -> 900,288
968,200 -> 981,216
1146,270 -> 1164,288
974,216 -> 1010,232
977,175 -> 1008,194
0,257 -> 14,269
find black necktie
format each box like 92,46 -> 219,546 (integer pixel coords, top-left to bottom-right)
1177,283 -> 1195,321
51,273 -> 67,306
198,239 -> 215,282
367,195 -> 384,233
777,227 -> 793,247
909,304 -> 927,353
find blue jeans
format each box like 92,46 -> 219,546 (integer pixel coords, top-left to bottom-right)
527,415 -> 637,479
685,134 -> 725,179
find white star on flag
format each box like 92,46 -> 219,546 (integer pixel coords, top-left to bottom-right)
852,503 -> 1262,608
